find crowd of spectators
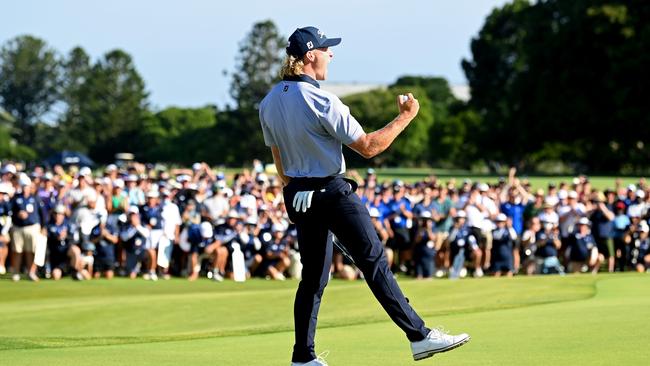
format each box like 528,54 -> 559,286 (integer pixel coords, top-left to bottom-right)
0,161 -> 648,283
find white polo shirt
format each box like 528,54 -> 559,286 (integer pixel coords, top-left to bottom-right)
259,75 -> 364,178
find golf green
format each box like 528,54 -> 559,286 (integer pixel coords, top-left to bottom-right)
0,273 -> 647,365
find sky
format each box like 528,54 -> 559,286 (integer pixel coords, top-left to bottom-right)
1,0 -> 509,110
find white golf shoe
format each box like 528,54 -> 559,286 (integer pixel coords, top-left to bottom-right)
291,351 -> 328,365
290,360 -> 327,366
411,327 -> 470,361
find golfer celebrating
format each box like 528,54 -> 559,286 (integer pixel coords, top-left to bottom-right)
259,26 -> 470,365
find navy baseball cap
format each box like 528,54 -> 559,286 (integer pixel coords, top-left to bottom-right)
286,26 -> 341,58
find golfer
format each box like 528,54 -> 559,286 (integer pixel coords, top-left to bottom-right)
259,26 -> 470,365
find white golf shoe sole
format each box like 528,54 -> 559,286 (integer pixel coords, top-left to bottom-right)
413,334 -> 471,361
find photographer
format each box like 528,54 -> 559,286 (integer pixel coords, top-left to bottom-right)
535,220 -> 563,275
91,216 -> 120,279
47,205 -> 84,280
520,217 -> 541,275
446,211 -> 482,278
489,214 -> 517,277
119,206 -> 150,279
588,192 -> 615,272
568,218 -> 601,274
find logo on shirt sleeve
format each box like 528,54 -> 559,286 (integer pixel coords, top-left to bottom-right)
283,85 -> 289,92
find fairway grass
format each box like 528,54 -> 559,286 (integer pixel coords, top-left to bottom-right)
0,274 -> 647,365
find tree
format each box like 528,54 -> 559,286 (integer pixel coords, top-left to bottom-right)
0,35 -> 61,146
226,20 -> 285,163
61,49 -> 149,162
230,20 -> 285,111
343,86 -> 434,166
55,46 -> 93,153
463,0 -> 650,172
390,76 -> 464,164
140,106 -> 218,163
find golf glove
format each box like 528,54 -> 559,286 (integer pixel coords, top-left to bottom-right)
293,190 -> 315,213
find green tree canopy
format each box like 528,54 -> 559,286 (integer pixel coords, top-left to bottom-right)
61,49 -> 149,162
463,0 -> 650,172
343,86 -> 434,166
226,20 -> 285,163
0,35 -> 61,146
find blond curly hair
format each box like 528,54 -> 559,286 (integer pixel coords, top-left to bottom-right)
279,55 -> 304,78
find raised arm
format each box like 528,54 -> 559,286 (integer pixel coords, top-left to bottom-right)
347,93 -> 419,159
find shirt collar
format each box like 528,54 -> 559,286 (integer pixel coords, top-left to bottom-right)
283,74 -> 320,88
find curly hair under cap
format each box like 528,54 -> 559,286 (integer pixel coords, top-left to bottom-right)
279,55 -> 304,78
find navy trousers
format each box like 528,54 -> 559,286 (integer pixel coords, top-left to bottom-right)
284,176 -> 429,362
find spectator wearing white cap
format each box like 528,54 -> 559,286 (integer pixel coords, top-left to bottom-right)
535,218 -> 563,275
237,216 -> 264,278
368,206 -> 392,266
626,189 -> 647,219
1,164 -> 17,184
489,214 -> 517,277
125,174 -> 145,207
464,185 -> 496,270
0,183 -> 12,274
387,180 -> 414,273
66,168 -> 96,210
104,164 -> 118,179
413,210 -> 437,279
160,188 -> 181,279
589,192 -> 616,272
108,178 -> 129,216
37,172 -> 58,214
91,209 -> 120,280
558,190 -> 586,265
260,223 -> 290,280
631,221 -> 650,272
140,190 -> 165,280
446,210 -> 483,278
537,199 -> 559,227
9,174 -> 46,282
568,217 -> 601,273
212,210 -> 242,278
202,183 -> 230,224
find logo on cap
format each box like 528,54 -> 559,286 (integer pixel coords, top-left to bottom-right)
317,29 -> 325,38
306,41 -> 313,49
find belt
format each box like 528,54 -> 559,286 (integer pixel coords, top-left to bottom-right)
288,174 -> 358,192
289,174 -> 344,186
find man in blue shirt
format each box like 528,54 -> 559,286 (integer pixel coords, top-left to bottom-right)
260,26 -> 468,365
500,185 -> 529,237
387,180 -> 414,272
10,175 -> 46,282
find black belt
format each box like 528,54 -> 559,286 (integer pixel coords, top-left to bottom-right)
289,174 -> 344,185
288,174 -> 357,192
